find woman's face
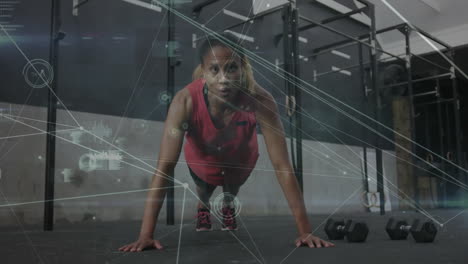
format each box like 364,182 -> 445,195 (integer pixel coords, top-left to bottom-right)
201,45 -> 243,103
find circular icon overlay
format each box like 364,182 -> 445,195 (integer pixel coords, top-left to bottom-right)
79,153 -> 98,172
211,192 -> 242,220
159,91 -> 173,105
22,59 -> 54,89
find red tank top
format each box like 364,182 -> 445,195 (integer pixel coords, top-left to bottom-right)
184,78 -> 259,186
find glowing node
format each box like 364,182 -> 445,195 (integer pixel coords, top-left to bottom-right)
22,59 -> 54,89
182,183 -> 189,189
211,192 -> 242,220
159,91 -> 173,104
131,120 -> 149,135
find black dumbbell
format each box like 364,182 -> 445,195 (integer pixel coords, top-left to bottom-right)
325,219 -> 369,243
385,218 -> 437,242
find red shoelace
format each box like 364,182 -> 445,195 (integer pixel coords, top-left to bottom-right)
197,211 -> 211,225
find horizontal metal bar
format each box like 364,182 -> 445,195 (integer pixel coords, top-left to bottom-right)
356,0 -> 373,7
312,23 -> 408,55
376,23 -> 407,35
316,65 -> 358,78
311,24 -> 405,54
299,15 -> 372,47
310,41 -> 362,58
413,91 -> 437,98
412,52 -> 451,72
415,98 -> 456,107
413,26 -> 452,49
224,2 -> 290,31
278,51 -> 403,79
297,7 -> 368,33
301,16 -> 405,63
383,72 -> 452,89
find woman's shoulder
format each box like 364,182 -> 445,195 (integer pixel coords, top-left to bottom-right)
175,86 -> 193,117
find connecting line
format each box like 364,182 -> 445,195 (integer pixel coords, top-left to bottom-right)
142,102 -> 162,120
111,9 -> 168,144
1,115 -> 181,185
379,0 -> 468,81
237,215 -> 266,264
0,140 -> 19,162
176,185 -> 187,264
0,186 -> 183,209
185,187 -> 264,264
0,128 -> 80,140
158,219 -> 197,240
279,186 -> 363,264
0,24 -> 82,128
0,188 -> 46,264
1,114 -> 80,129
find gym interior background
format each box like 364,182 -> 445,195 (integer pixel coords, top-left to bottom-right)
0,0 -> 467,263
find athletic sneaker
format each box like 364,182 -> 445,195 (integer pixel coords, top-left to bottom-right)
196,208 -> 212,232
221,205 -> 238,231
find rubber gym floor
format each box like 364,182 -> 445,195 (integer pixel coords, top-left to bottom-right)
1,209 -> 466,264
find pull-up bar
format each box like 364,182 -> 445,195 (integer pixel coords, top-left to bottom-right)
192,0 -> 220,18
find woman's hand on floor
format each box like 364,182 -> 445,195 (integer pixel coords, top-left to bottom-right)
295,233 -> 335,248
118,237 -> 164,252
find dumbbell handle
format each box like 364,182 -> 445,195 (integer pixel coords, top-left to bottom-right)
336,225 -> 346,231
399,225 -> 411,231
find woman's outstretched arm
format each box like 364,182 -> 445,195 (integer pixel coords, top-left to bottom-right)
119,89 -> 191,252
254,85 -> 334,248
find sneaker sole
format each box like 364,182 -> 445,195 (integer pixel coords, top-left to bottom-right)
196,227 -> 213,232
221,227 -> 238,231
